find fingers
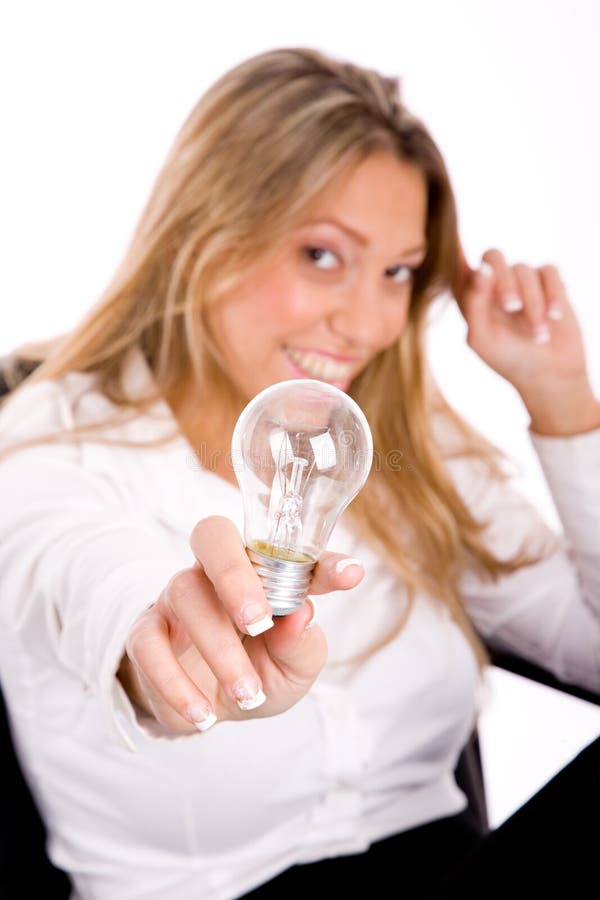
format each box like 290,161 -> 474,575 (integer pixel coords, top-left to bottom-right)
513,264 -> 549,343
190,516 -> 274,637
184,519 -> 361,703
539,265 -> 567,321
308,551 -> 365,595
165,566 -> 266,713
480,249 -> 525,315
164,567 -> 326,719
258,598 -> 328,686
480,249 -> 567,343
126,607 -> 217,732
125,517 -> 358,734
191,516 -> 363,615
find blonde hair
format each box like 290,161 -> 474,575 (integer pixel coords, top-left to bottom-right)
1,46 -> 556,669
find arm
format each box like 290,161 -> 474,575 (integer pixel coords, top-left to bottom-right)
0,423 -> 360,752
0,441 -> 186,751
523,376 -> 600,438
447,425 -> 600,694
449,245 -> 600,692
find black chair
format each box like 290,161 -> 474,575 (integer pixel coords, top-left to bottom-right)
0,352 -> 598,895
0,686 -> 72,899
454,646 -> 600,836
0,354 -> 40,397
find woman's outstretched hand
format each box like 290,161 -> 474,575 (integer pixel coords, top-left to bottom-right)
451,244 -> 600,435
118,516 -> 364,735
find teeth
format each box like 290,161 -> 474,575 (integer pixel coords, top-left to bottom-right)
285,347 -> 355,382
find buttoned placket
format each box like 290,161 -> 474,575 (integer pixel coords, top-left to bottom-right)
304,682 -> 374,850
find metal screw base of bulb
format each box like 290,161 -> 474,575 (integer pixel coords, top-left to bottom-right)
246,546 -> 316,616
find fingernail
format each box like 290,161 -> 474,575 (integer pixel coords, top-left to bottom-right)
194,712 -> 217,732
532,323 -> 551,344
478,261 -> 494,282
245,613 -> 274,637
241,602 -> 274,636
335,557 -> 363,575
187,704 -> 217,732
502,293 -> 524,313
232,681 -> 266,711
304,598 -> 317,630
548,305 -> 563,320
237,690 -> 266,711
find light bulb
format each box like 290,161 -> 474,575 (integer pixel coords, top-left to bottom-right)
231,379 -> 373,616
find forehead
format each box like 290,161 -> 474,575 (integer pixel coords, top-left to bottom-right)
301,152 -> 428,234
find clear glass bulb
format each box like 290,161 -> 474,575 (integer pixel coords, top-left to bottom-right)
231,378 -> 373,616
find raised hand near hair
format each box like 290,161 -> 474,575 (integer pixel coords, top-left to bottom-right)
117,515 -> 364,734
452,244 -> 589,393
451,244 -> 600,436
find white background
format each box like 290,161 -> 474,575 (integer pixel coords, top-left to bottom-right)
1,0 -> 599,827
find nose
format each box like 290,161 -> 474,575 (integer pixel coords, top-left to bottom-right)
326,282 -> 408,351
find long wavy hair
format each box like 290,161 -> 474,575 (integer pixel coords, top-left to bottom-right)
0,46 -> 556,669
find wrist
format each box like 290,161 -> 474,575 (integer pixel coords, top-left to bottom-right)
520,376 -> 600,437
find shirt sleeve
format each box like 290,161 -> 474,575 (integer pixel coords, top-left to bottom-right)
448,425 -> 600,694
0,439 -> 191,752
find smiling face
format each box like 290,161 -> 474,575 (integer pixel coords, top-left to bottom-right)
205,151 -> 428,402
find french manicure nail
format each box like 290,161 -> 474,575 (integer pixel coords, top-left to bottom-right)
194,712 -> 217,732
532,324 -> 551,344
502,293 -> 524,313
335,557 -> 363,575
479,261 -> 494,279
548,306 -> 563,320
187,704 -> 217,732
232,681 -> 266,711
245,614 -> 274,637
236,690 -> 266,711
241,602 -> 274,636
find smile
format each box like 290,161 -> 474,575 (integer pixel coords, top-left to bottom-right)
283,346 -> 358,386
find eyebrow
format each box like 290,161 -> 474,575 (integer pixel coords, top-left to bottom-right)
303,217 -> 427,256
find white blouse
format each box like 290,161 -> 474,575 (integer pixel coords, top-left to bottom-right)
0,346 -> 598,900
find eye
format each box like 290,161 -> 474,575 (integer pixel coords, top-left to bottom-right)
385,264 -> 418,284
303,246 -> 340,270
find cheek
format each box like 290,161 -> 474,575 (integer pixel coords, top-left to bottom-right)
258,279 -> 325,336
208,275 -> 324,357
380,298 -> 411,347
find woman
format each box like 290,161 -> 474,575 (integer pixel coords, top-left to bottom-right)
0,46 -> 598,899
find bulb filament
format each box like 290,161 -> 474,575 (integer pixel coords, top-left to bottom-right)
270,449 -> 312,557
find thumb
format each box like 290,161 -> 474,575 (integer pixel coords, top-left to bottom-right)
260,599 -> 327,682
